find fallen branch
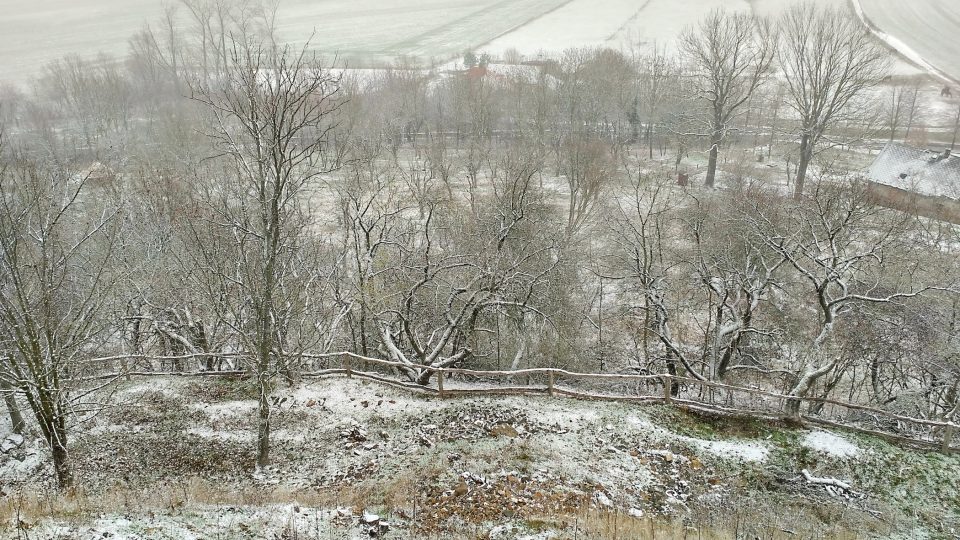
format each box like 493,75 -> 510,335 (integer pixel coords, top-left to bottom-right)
801,469 -> 851,490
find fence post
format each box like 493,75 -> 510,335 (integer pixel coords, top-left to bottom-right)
548,370 -> 555,397
437,368 -> 445,398
344,354 -> 352,378
942,423 -> 956,454
662,375 -> 672,404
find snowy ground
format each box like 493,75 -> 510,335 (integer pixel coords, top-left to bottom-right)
0,0 -> 567,82
479,0 -> 840,58
859,0 -> 960,83
0,0 -> 584,83
2,375 -> 959,538
803,430 -> 862,458
1,0 -> 950,85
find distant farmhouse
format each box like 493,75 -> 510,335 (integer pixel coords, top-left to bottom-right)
866,143 -> 960,224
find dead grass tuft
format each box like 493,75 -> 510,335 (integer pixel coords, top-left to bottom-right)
0,478 -> 361,526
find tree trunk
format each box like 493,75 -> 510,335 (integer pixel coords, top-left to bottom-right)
951,103 -> 960,152
665,354 -> 680,397
716,344 -> 734,380
904,87 -> 919,142
50,433 -> 72,489
647,124 -> 654,160
710,304 -> 722,379
256,374 -> 271,469
37,411 -> 72,489
705,129 -> 722,188
254,302 -> 273,469
1,379 -> 25,435
794,133 -> 812,198
768,104 -> 778,159
717,304 -> 754,379
786,360 -> 836,417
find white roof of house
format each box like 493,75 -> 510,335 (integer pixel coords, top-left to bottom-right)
867,143 -> 960,200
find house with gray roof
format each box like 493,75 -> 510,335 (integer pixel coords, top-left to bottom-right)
865,143 -> 960,224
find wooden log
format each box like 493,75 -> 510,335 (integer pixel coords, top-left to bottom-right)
442,387 -> 541,397
437,369 -> 445,398
552,387 -> 662,403
548,370 -> 555,397
80,351 -> 246,365
79,370 -> 248,381
801,469 -> 852,490
345,371 -> 437,394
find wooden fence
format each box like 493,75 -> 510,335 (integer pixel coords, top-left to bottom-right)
80,350 -> 959,454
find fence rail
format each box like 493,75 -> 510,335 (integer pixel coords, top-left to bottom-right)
80,350 -> 959,453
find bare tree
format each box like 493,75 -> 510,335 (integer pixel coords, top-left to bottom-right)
688,195 -> 784,380
607,173 -> 784,390
778,3 -> 889,198
606,171 -> 694,393
680,10 -> 774,188
884,84 -> 912,142
561,136 -> 613,237
360,153 -> 562,385
136,4 -> 187,90
630,45 -> 680,160
951,102 -> 960,152
901,81 -> 923,142
0,150 -> 122,489
749,180 -> 940,415
180,0 -> 216,81
189,37 -> 342,469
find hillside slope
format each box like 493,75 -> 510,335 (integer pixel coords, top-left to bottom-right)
2,376 -> 958,538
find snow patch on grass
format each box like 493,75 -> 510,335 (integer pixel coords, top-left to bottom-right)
686,438 -> 769,463
625,415 -> 769,463
802,430 -> 861,458
278,379 -> 422,419
85,423 -> 146,436
27,504 -> 342,539
506,396 -> 602,426
625,415 -> 672,438
116,378 -> 182,398
0,438 -> 47,484
192,400 -> 258,420
186,427 -> 254,442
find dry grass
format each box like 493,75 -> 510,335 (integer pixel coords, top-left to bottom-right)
560,511 -> 724,539
560,506 -> 869,540
0,481 -> 880,539
0,478 -> 352,525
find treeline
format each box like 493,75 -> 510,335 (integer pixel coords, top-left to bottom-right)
0,1 -> 957,489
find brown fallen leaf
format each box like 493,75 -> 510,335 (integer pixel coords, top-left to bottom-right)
489,423 -> 519,438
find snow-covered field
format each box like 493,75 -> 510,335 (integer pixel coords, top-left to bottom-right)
0,0 -> 160,82
0,0 -> 953,84
0,0 -> 567,82
0,0 -> 575,82
480,0 -> 838,57
859,0 -> 960,83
